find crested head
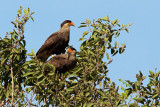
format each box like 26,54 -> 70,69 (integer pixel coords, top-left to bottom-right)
66,47 -> 76,60
68,46 -> 76,51
61,20 -> 75,28
66,47 -> 76,55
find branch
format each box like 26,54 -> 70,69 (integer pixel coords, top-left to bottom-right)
11,58 -> 14,107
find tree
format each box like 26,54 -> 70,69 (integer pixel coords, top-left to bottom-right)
0,6 -> 159,107
0,6 -> 34,106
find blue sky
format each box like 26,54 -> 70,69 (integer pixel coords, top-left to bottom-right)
1,0 -> 160,86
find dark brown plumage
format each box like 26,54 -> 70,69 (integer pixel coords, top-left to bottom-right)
47,47 -> 77,74
36,20 -> 75,62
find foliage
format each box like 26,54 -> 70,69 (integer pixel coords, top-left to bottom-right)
0,6 -> 34,106
120,70 -> 160,106
0,6 -> 159,107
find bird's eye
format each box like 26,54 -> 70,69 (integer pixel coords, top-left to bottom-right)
69,22 -> 74,26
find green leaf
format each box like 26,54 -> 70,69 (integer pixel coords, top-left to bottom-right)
15,20 -> 22,24
79,38 -> 85,41
37,74 -> 43,79
24,9 -> 29,16
19,42 -> 25,50
83,103 -> 86,107
97,90 -> 104,96
27,8 -> 30,13
31,49 -> 35,55
151,93 -> 159,98
67,88 -> 74,92
85,92 -> 90,97
26,87 -> 33,93
142,76 -> 146,80
112,50 -> 118,56
26,53 -> 33,56
1,57 -> 8,65
11,21 -> 17,28
20,6 -> 22,11
111,48 -> 115,54
115,41 -> 117,46
149,70 -> 154,75
6,90 -> 10,98
37,78 -> 45,85
119,79 -> 122,81
13,47 -> 20,53
48,72 -> 54,76
30,16 -> 34,22
125,28 -> 129,33
78,25 -> 87,28
81,22 -> 86,24
17,6 -> 22,15
101,17 -> 108,21
87,19 -> 91,24
2,38 -> 10,43
82,31 -> 89,37
104,37 -> 108,42
23,72 -> 33,77
1,48 -> 10,53
111,19 -> 117,25
106,53 -> 109,60
99,81 -> 102,88
87,103 -> 94,107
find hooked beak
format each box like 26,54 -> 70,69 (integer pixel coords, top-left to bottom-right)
69,22 -> 75,27
72,23 -> 75,27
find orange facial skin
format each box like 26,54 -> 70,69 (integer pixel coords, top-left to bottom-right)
67,48 -> 73,53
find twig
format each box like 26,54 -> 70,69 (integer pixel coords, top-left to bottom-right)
128,93 -> 133,105
59,92 -> 69,105
86,20 -> 92,32
25,87 -> 36,107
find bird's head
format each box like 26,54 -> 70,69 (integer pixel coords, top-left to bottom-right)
66,47 -> 76,58
61,20 -> 75,28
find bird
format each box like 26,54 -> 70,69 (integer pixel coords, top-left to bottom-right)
36,20 -> 75,62
46,47 -> 77,74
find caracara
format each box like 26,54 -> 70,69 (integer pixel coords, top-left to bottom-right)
36,20 -> 75,62
47,47 -> 77,74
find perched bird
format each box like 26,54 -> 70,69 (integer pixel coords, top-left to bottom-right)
36,20 -> 75,62
47,47 -> 77,74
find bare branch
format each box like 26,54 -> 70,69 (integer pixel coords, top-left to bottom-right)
11,58 -> 14,107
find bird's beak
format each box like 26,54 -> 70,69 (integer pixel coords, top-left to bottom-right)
66,49 -> 69,53
69,22 -> 75,27
73,23 -> 75,27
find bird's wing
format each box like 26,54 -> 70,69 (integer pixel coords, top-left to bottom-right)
48,54 -> 68,69
36,32 -> 60,56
